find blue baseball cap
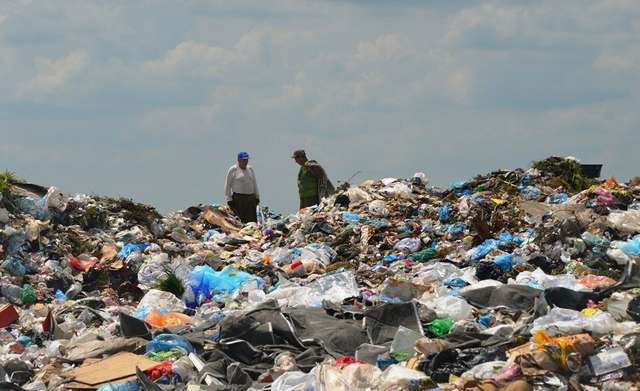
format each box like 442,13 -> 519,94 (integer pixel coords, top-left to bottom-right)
237,151 -> 250,160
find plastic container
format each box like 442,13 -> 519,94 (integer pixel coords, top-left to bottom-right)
580,164 -> 602,178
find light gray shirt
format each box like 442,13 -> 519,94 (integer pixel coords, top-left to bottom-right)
224,164 -> 259,202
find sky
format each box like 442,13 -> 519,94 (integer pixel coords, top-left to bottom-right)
1,0 -> 639,214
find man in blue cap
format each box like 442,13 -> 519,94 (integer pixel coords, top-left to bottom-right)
224,152 -> 260,223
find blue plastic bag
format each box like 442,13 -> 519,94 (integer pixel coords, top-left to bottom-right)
497,232 -> 525,246
446,222 -> 467,235
117,242 -> 150,258
146,334 -> 195,354
581,232 -> 610,249
1,255 -> 30,276
494,254 -> 514,271
468,239 -> 497,261
478,314 -> 494,327
520,186 -> 542,200
97,381 -> 140,391
439,203 -> 451,223
189,265 -> 263,302
546,193 -> 568,204
443,277 -> 467,288
342,212 -> 361,222
620,236 -> 640,257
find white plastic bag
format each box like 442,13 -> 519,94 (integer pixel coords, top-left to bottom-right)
368,200 -> 389,217
421,296 -> 473,321
608,210 -> 640,234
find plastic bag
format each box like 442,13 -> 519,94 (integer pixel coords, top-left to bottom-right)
117,242 -> 150,258
189,265 -> 263,302
422,296 -> 473,321
618,235 -> 640,257
493,254 -> 514,271
439,203 -> 452,222
137,289 -> 185,314
467,239 -> 497,261
578,274 -> 616,289
341,212 -> 361,223
546,193 -> 568,204
303,270 -> 360,307
2,255 -> 30,276
345,187 -> 371,205
144,309 -> 191,328
429,319 -> 454,337
270,371 -> 316,391
608,210 -> 640,234
377,365 -> 427,390
68,254 -> 98,272
408,248 -> 437,263
394,238 -> 421,254
531,307 -> 619,336
368,200 -> 389,217
146,334 -> 194,354
608,248 -> 632,265
521,186 -> 542,200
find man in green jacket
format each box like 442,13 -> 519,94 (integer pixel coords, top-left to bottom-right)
292,149 -> 335,209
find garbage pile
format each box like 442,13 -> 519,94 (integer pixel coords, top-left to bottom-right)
0,157 -> 640,390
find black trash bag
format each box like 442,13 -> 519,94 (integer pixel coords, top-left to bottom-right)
119,312 -> 151,339
3,360 -> 32,386
528,254 -> 561,274
461,285 -> 541,312
544,287 -> 602,311
475,261 -> 503,281
422,349 -> 468,383
627,296 -> 640,321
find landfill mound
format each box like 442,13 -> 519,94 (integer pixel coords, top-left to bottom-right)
1,157 -> 640,390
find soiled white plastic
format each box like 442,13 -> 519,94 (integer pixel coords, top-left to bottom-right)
270,371 -> 316,391
412,262 -> 465,285
380,182 -> 413,199
461,361 -> 508,380
606,292 -> 634,321
421,296 -> 474,321
531,307 -> 624,336
377,366 -> 427,390
368,200 -> 389,217
607,247 -> 632,266
608,210 -> 640,234
345,187 -> 371,205
137,289 -> 185,313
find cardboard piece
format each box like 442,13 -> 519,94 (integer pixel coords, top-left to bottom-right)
202,207 -> 241,234
65,352 -> 157,389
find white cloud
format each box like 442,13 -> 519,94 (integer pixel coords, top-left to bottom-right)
18,50 -> 88,99
143,30 -> 270,79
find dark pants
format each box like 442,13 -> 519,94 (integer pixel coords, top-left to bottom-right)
230,193 -> 258,223
300,196 -> 320,210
